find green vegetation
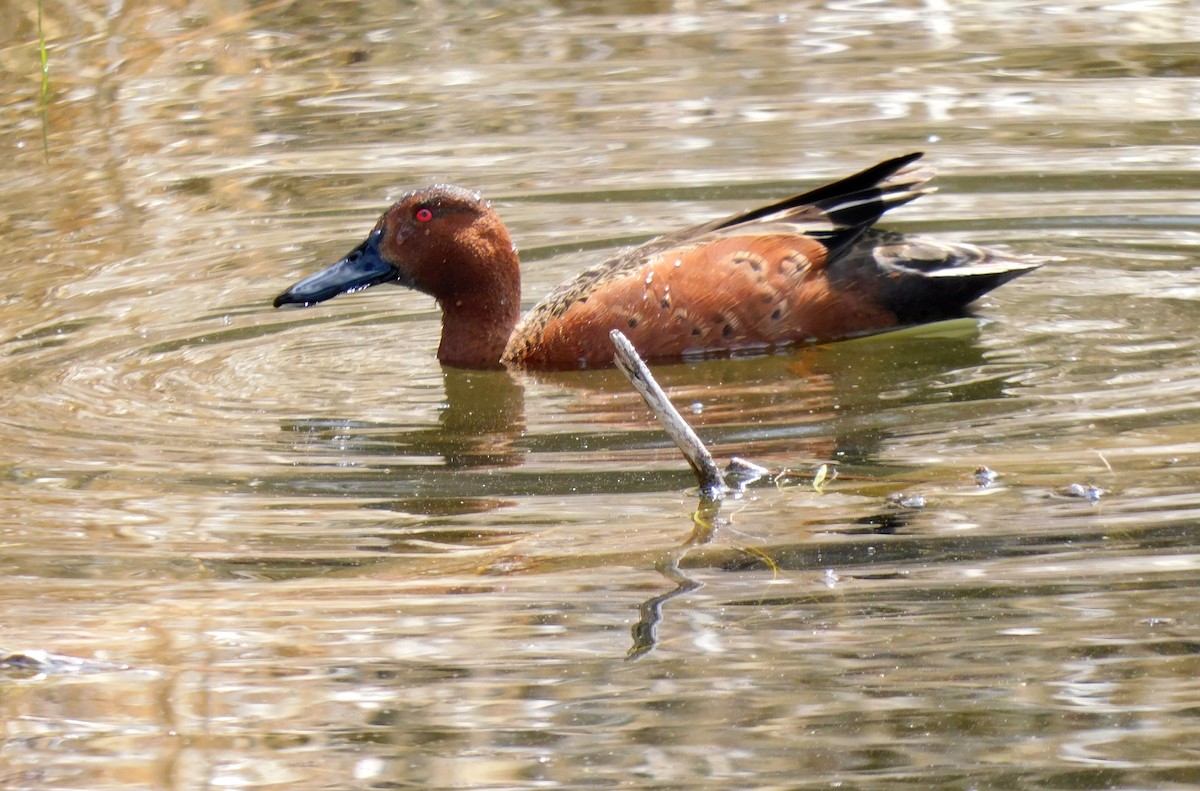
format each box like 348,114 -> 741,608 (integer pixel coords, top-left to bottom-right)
38,0 -> 49,161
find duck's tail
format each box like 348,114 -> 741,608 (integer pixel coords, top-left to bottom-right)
839,231 -> 1051,324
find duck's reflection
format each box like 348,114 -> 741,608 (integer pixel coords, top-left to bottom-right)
277,367 -> 526,472
276,322 -> 1012,513
437,367 -> 526,469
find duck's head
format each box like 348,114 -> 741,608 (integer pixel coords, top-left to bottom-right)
273,185 -> 519,310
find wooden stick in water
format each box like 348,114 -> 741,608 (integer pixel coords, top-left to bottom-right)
610,330 -> 727,498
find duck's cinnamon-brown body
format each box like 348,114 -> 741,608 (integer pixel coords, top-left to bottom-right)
274,153 -> 1041,370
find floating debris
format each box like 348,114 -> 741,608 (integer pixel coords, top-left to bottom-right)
974,465 -> 1000,487
887,492 -> 927,509
1054,483 -> 1105,504
727,456 -> 770,480
769,464 -> 839,490
0,649 -> 130,677
812,463 -> 832,492
1140,617 -> 1177,628
725,456 -> 771,493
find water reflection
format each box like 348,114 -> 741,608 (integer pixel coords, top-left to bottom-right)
258,321 -> 1040,660
280,367 -> 527,475
269,319 -> 1006,503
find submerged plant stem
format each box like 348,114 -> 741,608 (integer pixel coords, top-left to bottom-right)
609,329 -> 727,498
38,0 -> 49,161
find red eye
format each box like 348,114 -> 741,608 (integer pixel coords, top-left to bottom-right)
416,208 -> 433,222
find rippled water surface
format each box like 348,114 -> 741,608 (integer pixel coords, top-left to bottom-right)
5,1 -> 1200,788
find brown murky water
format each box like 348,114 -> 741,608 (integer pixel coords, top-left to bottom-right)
5,1 -> 1200,788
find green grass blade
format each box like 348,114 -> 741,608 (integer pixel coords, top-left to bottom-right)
38,0 -> 49,162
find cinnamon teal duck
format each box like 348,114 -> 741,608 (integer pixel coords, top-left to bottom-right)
274,153 -> 1041,370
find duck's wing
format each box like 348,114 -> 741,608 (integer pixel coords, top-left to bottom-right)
594,151 -> 932,283
515,152 -> 932,324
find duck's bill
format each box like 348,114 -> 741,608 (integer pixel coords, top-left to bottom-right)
273,230 -> 399,307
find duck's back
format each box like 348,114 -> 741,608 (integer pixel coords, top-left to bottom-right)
501,154 -> 1041,370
